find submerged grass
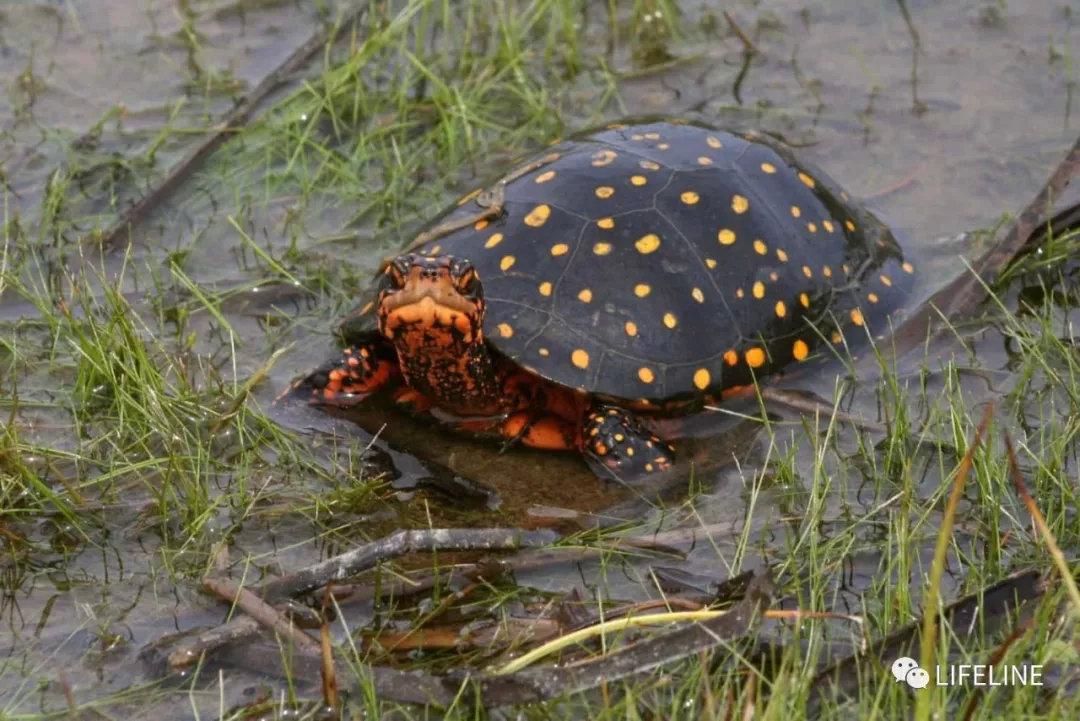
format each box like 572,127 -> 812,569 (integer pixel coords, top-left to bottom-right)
2,0 -> 1080,719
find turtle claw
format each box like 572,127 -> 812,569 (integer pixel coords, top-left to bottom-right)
304,344 -> 396,407
581,404 -> 675,482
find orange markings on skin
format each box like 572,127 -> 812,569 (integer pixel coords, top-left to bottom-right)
501,412 -> 576,450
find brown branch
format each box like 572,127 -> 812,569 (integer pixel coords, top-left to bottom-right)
202,576 -> 320,653
95,8 -> 369,250
257,527 -> 558,602
889,134 -> 1080,356
723,11 -> 761,56
1004,434 -> 1080,615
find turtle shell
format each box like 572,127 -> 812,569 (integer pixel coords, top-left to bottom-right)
367,120 -> 913,405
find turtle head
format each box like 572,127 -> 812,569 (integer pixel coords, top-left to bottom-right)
377,254 -> 485,346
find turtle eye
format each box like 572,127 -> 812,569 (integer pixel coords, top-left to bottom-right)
456,268 -> 480,296
384,257 -> 410,288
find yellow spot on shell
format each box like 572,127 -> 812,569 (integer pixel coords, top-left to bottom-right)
753,239 -> 767,255
691,287 -> 704,303
538,281 -> 552,296
550,243 -> 569,256
799,292 -> 810,308
802,265 -> 813,278
760,162 -> 777,174
680,191 -> 700,205
845,219 -> 856,231
791,205 -> 802,218
663,312 -> 677,329
732,194 -> 749,214
776,249 -> 789,262
578,288 -> 593,302
902,261 -> 915,274
484,233 -> 504,249
793,339 -> 809,361
769,271 -> 779,282
868,292 -> 879,303
524,204 -> 551,227
850,308 -> 865,326
775,300 -> 787,318
823,220 -> 835,233
644,131 -> 660,140
880,274 -> 893,286
593,242 -> 612,256
807,222 -> 818,233
635,233 -> 661,254
706,135 -> 723,149
538,347 -> 550,357
630,175 -> 648,186
718,228 -> 736,245
591,149 -> 617,166
595,186 -> 615,199
658,143 -> 670,150
822,265 -> 832,277
500,255 -> 516,271
497,323 -> 514,338
745,347 -> 766,368
638,367 -> 655,383
724,349 -> 739,366
831,330 -> 843,344
693,368 -> 711,390
752,281 -> 765,299
639,160 -> 661,170
635,283 -> 651,297
625,321 -> 638,336
705,258 -> 717,268
697,156 -> 714,166
597,217 -> 615,229
798,172 -> 816,188
474,219 -> 488,231
534,170 -> 556,183
571,349 -> 590,369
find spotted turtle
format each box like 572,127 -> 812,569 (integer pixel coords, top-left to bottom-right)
302,120 -> 913,481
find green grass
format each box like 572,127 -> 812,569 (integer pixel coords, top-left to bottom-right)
2,0 -> 1080,719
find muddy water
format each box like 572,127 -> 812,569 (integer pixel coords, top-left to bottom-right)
1,0 -> 1078,716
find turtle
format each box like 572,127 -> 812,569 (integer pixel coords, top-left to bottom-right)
300,120 -> 914,481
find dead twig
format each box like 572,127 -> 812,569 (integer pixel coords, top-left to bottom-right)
320,585 -> 339,712
889,133 -> 1080,356
1004,434 -> 1080,616
723,11 -> 761,56
202,576 -> 320,654
258,527 -> 558,602
960,615 -> 1035,721
470,571 -> 775,705
96,8 -> 369,251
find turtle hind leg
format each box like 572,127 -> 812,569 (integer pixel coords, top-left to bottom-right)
304,341 -> 399,407
580,404 -> 675,482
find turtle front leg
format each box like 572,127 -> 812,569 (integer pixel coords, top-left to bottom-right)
580,405 -> 675,481
304,341 -> 399,407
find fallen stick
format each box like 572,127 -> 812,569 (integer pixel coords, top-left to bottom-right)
1004,434 -> 1080,616
467,570 -> 775,706
257,527 -> 558,602
202,576 -> 320,654
95,7 -> 369,250
889,134 -> 1080,356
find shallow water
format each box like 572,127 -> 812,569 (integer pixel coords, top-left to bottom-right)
1,0 -> 1078,716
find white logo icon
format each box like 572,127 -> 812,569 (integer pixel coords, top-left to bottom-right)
891,657 -> 930,689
